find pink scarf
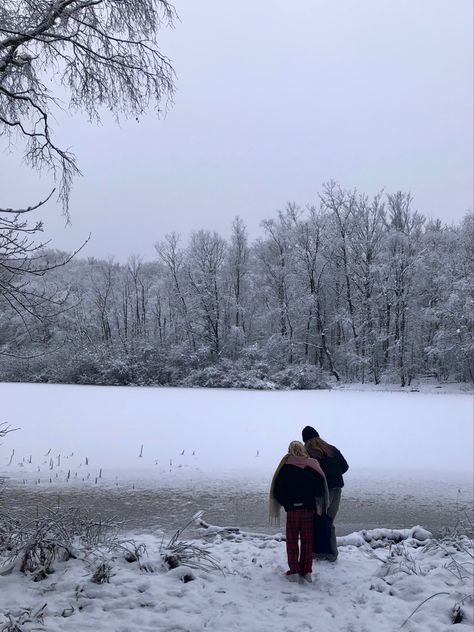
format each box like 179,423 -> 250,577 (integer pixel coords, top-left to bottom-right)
269,454 -> 328,525
286,455 -> 326,480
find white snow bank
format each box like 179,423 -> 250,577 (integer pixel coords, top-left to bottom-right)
337,525 -> 433,548
195,517 -> 433,548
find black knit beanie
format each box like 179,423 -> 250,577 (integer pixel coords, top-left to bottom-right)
302,426 -> 319,442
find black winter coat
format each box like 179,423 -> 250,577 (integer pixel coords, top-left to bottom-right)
274,464 -> 325,512
308,445 -> 349,489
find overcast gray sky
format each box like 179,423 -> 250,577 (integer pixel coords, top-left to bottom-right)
1,0 -> 472,260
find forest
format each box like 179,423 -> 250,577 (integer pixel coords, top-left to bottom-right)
1,182 -> 472,389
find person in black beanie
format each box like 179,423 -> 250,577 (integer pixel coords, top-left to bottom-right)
302,426 -> 349,561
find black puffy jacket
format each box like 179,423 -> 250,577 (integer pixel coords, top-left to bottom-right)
307,445 -> 349,489
274,464 -> 326,512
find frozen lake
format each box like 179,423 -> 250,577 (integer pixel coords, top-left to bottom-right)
1,383 -> 473,536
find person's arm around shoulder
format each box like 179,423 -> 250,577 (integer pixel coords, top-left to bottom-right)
336,448 -> 349,474
311,467 -> 326,498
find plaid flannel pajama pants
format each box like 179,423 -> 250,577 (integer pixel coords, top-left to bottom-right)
285,508 -> 314,575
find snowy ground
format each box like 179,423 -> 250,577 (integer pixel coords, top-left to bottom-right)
0,518 -> 473,632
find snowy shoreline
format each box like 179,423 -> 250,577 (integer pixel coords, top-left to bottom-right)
1,378 -> 473,394
2,466 -> 473,540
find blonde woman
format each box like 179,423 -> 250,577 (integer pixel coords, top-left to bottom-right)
269,441 -> 326,582
302,426 -> 349,562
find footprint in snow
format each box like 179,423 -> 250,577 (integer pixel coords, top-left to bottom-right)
285,594 -> 300,603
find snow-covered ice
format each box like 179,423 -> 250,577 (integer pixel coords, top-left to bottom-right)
1,382 -> 472,479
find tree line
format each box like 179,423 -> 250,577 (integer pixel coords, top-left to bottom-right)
1,182 -> 472,388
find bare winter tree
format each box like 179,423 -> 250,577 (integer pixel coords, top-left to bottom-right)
258,211 -> 297,364
187,230 -> 226,357
228,216 -> 249,331
384,192 -> 425,386
0,0 -> 176,214
156,233 -> 197,350
0,0 -> 176,335
0,191 -> 90,339
320,181 -> 360,360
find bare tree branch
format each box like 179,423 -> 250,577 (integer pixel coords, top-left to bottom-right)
0,0 -> 176,215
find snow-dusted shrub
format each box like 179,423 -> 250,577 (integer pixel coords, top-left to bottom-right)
91,561 -> 113,584
132,343 -> 214,386
0,507 -> 143,581
261,334 -> 292,371
181,362 -> 273,390
0,514 -> 19,559
66,352 -> 104,385
236,345 -> 272,377
167,345 -> 213,382
56,346 -> 137,386
0,347 -> 89,385
0,511 -> 77,581
97,356 -> 137,386
239,343 -> 265,364
0,604 -> 46,631
271,365 -> 330,390
180,365 -> 225,388
161,511 -> 221,576
167,344 -> 212,371
0,356 -> 33,383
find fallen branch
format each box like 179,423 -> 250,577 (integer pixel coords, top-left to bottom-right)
196,516 -> 285,542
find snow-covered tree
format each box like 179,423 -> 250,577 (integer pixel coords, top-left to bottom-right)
1,186 -> 471,388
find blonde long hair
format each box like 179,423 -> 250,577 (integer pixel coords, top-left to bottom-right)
306,436 -> 333,458
288,440 -> 309,457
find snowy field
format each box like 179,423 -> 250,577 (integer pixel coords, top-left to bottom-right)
0,383 -> 473,631
1,516 -> 473,632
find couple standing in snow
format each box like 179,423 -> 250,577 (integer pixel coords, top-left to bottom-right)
269,426 -> 349,583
